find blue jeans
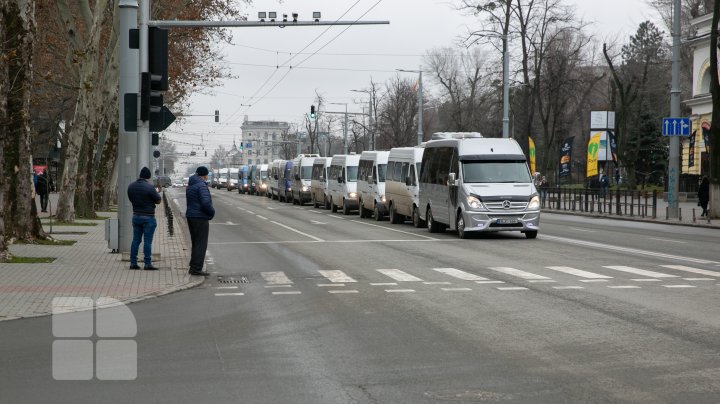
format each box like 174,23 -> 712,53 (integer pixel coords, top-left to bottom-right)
130,215 -> 157,266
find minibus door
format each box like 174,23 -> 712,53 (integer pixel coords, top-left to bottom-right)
448,151 -> 459,226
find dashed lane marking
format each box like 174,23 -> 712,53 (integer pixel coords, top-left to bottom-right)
683,278 -> 714,281
256,215 -> 268,220
660,265 -> 720,277
317,284 -> 346,287
553,286 -> 584,290
608,286 -> 641,289
370,283 -> 397,286
385,289 -> 416,293
424,281 -> 452,285
631,279 -> 661,282
546,266 -> 613,279
579,279 -> 609,283
272,291 -> 302,295
496,287 -> 528,291
528,280 -> 557,283
662,285 -> 696,288
475,280 -> 505,284
603,266 -> 679,278
328,290 -> 359,294
214,286 -> 238,289
441,287 -> 473,292
649,237 -> 687,244
214,293 -> 245,296
350,220 -> 439,241
264,285 -> 293,288
271,221 -> 325,242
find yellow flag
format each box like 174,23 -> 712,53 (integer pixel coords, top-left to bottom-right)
528,137 -> 536,175
586,132 -> 601,177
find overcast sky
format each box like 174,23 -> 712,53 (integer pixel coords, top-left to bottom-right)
167,0 -> 661,154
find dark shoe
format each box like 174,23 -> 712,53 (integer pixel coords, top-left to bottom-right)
189,270 -> 210,277
144,265 -> 159,271
129,264 -> 141,270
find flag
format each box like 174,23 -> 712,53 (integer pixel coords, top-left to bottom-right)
689,130 -> 696,168
528,137 -> 536,174
608,130 -> 618,162
559,137 -> 574,178
587,132 -> 601,177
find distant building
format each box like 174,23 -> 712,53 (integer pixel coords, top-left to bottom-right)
684,12 -> 713,183
240,116 -> 290,164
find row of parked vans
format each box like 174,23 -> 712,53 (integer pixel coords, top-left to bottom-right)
216,133 -> 541,239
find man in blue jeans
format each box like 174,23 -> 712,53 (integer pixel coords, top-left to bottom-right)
127,167 -> 161,270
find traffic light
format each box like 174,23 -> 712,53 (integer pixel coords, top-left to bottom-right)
153,150 -> 161,158
151,132 -> 159,146
215,110 -> 219,123
310,105 -> 316,119
140,72 -> 163,121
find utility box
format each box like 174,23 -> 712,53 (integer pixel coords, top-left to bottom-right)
105,218 -> 118,253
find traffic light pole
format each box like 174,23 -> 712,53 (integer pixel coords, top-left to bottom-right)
138,0 -> 151,174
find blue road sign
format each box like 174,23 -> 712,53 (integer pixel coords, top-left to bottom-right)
662,117 -> 691,136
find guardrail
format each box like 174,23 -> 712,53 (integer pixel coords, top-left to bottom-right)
542,188 -> 657,219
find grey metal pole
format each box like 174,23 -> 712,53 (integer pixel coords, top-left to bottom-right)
368,100 -> 374,150
502,34 -> 510,138
118,0 -> 139,253
137,0 -> 151,174
418,69 -> 424,145
667,0 -> 681,218
344,104 -> 348,154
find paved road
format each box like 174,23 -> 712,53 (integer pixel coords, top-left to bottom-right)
2,187 -> 720,403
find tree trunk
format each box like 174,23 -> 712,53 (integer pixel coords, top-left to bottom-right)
0,0 -> 45,259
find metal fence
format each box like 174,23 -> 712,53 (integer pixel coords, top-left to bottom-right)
541,188 -> 657,219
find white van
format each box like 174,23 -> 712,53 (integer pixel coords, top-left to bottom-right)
218,168 -> 229,189
418,133 -> 540,239
254,163 -> 269,196
227,167 -> 240,191
385,146 -> 425,227
327,154 -> 361,215
311,157 -> 332,209
269,159 -> 285,200
357,150 -> 390,220
290,154 -> 320,205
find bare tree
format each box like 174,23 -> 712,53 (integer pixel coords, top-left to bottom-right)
376,76 -> 418,149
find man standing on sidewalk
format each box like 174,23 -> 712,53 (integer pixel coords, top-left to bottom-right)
186,166 -> 214,277
127,167 -> 162,270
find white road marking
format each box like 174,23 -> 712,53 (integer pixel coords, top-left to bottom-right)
350,220 -> 439,240
489,267 -> 551,280
377,269 -> 423,282
309,210 -> 324,214
660,265 -> 720,277
370,282 -> 397,286
423,281 -> 452,285
475,280 -> 505,284
608,285 -> 641,289
496,287 -> 528,291
328,215 -> 345,219
271,221 -> 325,242
578,279 -> 609,283
683,278 -> 714,281
603,266 -> 679,278
214,293 -> 245,296
441,287 -> 472,291
631,279 -> 661,282
214,286 -> 238,289
256,215 -> 268,220
543,235 -> 719,265
328,290 -> 359,294
649,237 -> 687,244
570,227 -> 596,233
318,270 -> 357,283
553,286 -> 584,290
385,289 -> 416,293
208,239 -> 458,245
310,220 -> 327,225
317,283 -> 346,287
432,267 -> 488,281
225,221 -> 236,225
527,280 -> 557,283
272,291 -> 302,295
264,285 -> 293,288
267,207 -> 276,210
261,271 -> 293,285
546,266 -> 613,279
246,211 -> 255,215
662,285 -> 696,288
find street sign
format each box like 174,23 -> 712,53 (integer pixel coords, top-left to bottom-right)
149,106 -> 176,132
662,117 -> 690,136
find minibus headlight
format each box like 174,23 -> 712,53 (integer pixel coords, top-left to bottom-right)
380,195 -> 386,203
302,186 -> 309,192
243,184 -> 248,188
466,196 -> 483,210
527,195 -> 540,210
261,184 -> 267,189
349,192 -> 357,199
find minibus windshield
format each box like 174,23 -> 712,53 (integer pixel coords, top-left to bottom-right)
301,166 -> 312,179
377,164 -> 387,182
462,160 -> 531,183
346,166 -> 358,182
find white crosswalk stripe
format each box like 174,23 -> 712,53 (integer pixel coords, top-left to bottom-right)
261,271 -> 293,284
432,268 -> 488,281
546,266 -> 613,279
603,266 -> 679,278
489,267 -> 551,280
318,270 -> 357,283
660,265 -> 720,277
377,269 -> 423,282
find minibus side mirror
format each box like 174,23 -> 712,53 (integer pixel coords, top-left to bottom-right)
405,176 -> 411,186
368,175 -> 374,184
274,175 -> 278,180
294,174 -> 300,181
338,176 -> 344,184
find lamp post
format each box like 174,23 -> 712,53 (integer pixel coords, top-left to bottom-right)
329,102 -> 348,154
350,89 -> 374,150
397,68 -> 423,145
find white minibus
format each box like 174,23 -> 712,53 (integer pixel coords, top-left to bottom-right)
327,154 -> 361,215
311,157 -> 332,209
385,146 -> 425,226
357,150 -> 390,220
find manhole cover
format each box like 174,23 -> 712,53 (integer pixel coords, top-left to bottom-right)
217,275 -> 250,284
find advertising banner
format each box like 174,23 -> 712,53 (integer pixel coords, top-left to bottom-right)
689,130 -> 696,168
559,137 -> 574,178
608,130 -> 618,162
528,137 -> 536,174
587,132 -> 601,177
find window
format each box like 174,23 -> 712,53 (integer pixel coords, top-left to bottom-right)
401,163 -> 410,183
301,166 -> 312,179
346,166 -> 358,182
393,161 -> 403,182
409,165 -> 416,186
461,160 -> 532,183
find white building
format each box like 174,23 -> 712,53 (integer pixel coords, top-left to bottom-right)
685,12 -> 713,179
240,117 -> 291,164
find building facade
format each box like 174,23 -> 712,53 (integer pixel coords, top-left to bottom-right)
240,117 -> 291,164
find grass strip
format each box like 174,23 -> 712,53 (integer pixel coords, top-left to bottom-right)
7,256 -> 56,264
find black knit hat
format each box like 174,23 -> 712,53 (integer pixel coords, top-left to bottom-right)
139,167 -> 152,179
196,166 -> 209,176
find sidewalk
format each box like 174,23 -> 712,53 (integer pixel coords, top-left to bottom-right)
0,192 -> 203,321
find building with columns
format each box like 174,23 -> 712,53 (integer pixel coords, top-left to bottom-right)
240,117 -> 291,164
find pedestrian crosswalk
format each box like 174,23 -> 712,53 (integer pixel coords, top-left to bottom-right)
211,263 -> 720,298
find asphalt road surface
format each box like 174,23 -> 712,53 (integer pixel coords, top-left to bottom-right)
2,187 -> 720,403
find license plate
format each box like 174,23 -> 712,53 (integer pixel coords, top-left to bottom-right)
496,218 -> 518,225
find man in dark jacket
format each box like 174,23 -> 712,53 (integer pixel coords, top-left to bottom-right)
186,166 -> 215,276
127,167 -> 162,270
36,170 -> 50,212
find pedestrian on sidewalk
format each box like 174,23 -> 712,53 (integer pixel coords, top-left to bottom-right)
538,175 -> 549,208
36,170 -> 50,212
186,166 -> 214,277
127,167 -> 161,270
698,176 -> 710,217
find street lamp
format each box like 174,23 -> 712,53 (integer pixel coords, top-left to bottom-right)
350,89 -> 374,150
396,67 -> 423,145
329,102 -> 348,154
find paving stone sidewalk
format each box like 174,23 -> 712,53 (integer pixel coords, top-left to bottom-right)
0,192 -> 203,321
